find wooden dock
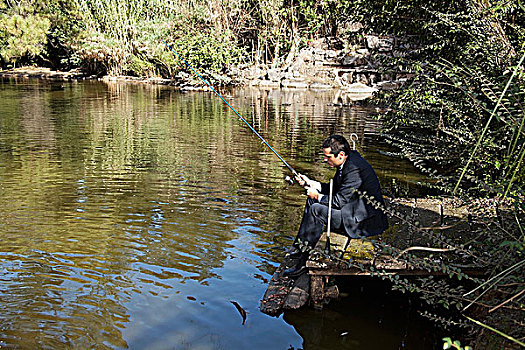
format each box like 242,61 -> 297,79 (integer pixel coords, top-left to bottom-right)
260,232 -> 390,315
260,197 -> 486,315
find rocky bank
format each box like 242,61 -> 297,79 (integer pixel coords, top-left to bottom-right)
242,34 -> 415,93
1,34 -> 415,101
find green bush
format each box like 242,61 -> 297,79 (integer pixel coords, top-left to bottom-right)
167,28 -> 246,76
0,12 -> 50,66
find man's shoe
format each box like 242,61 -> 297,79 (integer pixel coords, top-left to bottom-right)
282,264 -> 307,278
285,246 -> 302,258
282,252 -> 308,278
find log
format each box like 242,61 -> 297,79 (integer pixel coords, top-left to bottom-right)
260,254 -> 314,315
283,273 -> 310,310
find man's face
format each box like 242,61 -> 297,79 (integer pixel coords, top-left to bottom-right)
323,147 -> 346,167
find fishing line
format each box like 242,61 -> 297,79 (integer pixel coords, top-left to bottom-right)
161,40 -> 298,178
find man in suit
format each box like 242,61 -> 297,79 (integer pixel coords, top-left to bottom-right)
284,134 -> 388,277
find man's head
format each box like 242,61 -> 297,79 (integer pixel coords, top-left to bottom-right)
322,135 -> 350,167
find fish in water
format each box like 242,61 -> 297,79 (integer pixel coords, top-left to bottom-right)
230,300 -> 247,325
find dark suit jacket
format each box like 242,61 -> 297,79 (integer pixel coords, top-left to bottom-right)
319,150 -> 388,238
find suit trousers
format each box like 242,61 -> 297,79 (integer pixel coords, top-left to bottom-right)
295,198 -> 344,248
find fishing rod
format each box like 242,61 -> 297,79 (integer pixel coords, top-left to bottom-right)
161,40 -> 301,185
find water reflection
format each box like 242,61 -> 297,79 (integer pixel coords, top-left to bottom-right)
0,79 -> 433,349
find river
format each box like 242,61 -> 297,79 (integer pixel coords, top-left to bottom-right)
0,79 -> 438,349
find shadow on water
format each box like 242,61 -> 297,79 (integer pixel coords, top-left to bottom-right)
283,278 -> 438,350
0,78 -> 440,349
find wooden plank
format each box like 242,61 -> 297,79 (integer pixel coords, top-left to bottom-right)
307,233 -> 486,277
308,268 -> 486,276
310,275 -> 324,309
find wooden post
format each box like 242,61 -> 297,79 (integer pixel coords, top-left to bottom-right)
310,275 -> 325,309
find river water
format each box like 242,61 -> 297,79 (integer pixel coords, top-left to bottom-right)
0,79 -> 437,349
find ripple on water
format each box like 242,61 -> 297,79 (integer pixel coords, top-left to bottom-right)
0,81 -> 436,349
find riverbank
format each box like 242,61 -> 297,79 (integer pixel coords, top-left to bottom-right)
0,67 -> 93,81
0,65 -> 380,102
0,66 -> 174,85
1,35 -> 411,98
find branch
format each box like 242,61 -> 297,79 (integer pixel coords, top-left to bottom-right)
464,315 -> 525,347
489,288 -> 525,313
395,246 -> 454,260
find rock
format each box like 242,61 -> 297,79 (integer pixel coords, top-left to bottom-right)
340,82 -> 378,100
267,68 -> 283,82
343,82 -> 377,93
366,35 -> 394,51
298,48 -> 314,62
378,37 -> 394,52
291,56 -> 306,69
341,55 -> 358,66
334,75 -> 343,87
281,79 -> 309,89
343,56 -> 367,66
375,81 -> 398,90
345,22 -> 364,32
148,77 -> 172,85
280,67 -> 291,77
310,83 -> 333,90
211,73 -> 231,85
176,71 -> 190,80
258,80 -> 281,87
381,73 -> 393,81
245,67 -> 265,79
310,38 -> 327,49
355,74 -> 369,85
341,72 -> 352,85
366,35 -> 380,49
325,50 -> 338,59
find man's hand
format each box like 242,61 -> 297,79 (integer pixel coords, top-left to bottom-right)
306,187 -> 319,200
295,173 -> 311,188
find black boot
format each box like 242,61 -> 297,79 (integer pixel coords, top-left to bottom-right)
282,253 -> 308,278
285,245 -> 302,258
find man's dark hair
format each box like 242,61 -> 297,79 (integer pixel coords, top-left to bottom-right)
322,135 -> 351,156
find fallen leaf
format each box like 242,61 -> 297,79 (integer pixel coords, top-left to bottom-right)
230,300 -> 247,325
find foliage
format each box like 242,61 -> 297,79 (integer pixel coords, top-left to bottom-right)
0,0 -> 85,69
44,0 -> 85,69
443,337 -> 472,350
370,10 -> 525,347
0,4 -> 50,66
378,2 -> 525,192
72,0 -> 246,79
169,29 -> 245,78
